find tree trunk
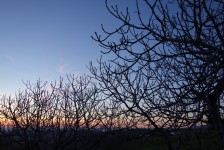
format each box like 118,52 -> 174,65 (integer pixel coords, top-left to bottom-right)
207,93 -> 224,140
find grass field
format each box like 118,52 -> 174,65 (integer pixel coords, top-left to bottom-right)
0,128 -> 222,150
108,131 -> 221,150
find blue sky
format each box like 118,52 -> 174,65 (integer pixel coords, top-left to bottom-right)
0,0 -> 124,95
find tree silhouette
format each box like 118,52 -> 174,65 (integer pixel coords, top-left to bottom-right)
0,76 -> 103,150
90,0 -> 224,149
0,80 -> 57,150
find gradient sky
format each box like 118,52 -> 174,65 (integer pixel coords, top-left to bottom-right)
0,0 -> 129,95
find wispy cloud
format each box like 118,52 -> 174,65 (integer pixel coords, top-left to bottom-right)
56,64 -> 80,76
57,64 -> 69,75
4,55 -> 15,63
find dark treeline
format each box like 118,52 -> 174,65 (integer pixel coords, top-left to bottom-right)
0,75 -> 145,150
0,0 -> 224,150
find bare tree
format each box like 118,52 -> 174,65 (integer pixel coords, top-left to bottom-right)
90,0 -> 224,149
0,80 -> 57,150
0,75 -> 102,150
52,75 -> 101,150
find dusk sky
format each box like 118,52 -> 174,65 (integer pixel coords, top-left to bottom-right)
0,0 -> 128,95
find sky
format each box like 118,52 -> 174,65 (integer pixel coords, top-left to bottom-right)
0,0 -> 127,95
